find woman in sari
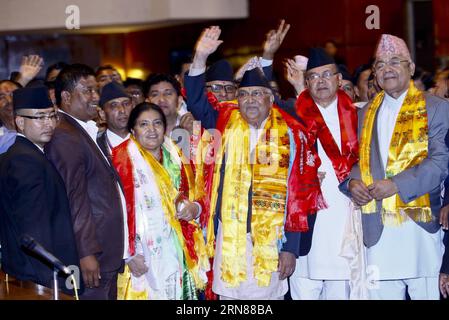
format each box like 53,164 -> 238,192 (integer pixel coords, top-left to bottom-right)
112,102 -> 209,300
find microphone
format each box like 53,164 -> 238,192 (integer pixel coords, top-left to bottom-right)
20,234 -> 72,276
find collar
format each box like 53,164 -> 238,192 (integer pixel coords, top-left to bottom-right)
383,89 -> 408,109
16,133 -> 44,153
106,129 -> 130,148
248,116 -> 269,130
316,96 -> 338,113
59,110 -> 98,140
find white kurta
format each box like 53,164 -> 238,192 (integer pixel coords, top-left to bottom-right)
296,98 -> 352,280
367,90 -> 443,280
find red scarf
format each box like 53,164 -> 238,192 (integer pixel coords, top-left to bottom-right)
277,107 -> 326,232
294,89 -> 359,184
112,140 -> 136,256
111,140 -> 200,263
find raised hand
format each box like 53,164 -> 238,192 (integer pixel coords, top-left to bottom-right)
262,19 -> 291,60
18,55 -> 44,86
192,26 -> 224,69
284,58 -> 305,95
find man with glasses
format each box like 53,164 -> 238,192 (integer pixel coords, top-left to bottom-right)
338,64 -> 356,101
185,26 -> 321,300
0,80 -> 21,154
185,46 -> 238,120
0,86 -> 81,294
342,34 -> 449,300
45,64 -> 127,300
97,81 -> 133,160
288,48 -> 359,300
203,59 -> 236,102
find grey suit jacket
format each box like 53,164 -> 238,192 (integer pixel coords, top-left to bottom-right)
340,92 -> 449,247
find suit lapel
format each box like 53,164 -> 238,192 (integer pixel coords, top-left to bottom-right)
97,131 -> 125,194
15,136 -> 46,159
371,107 -> 386,181
59,112 -> 111,169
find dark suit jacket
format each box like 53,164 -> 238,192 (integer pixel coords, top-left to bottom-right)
96,131 -> 125,193
0,136 -> 82,293
441,231 -> 449,274
44,113 -> 124,273
184,72 -> 301,257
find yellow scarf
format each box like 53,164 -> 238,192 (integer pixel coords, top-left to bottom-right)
117,138 -> 209,299
207,108 -> 290,287
360,81 -> 431,225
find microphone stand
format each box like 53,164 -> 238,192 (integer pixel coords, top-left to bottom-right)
53,268 -> 59,300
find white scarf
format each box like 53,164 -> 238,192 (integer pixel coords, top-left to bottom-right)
128,140 -> 183,300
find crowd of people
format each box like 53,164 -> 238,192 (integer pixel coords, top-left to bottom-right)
1,20 -> 449,300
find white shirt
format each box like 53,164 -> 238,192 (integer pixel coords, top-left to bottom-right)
316,98 -> 341,150
250,117 -> 269,154
295,97 -> 353,279
106,129 -> 129,148
354,101 -> 368,109
58,111 -> 130,259
377,90 -> 407,170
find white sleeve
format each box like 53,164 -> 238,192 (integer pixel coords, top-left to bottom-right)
259,58 -> 273,68
188,66 -> 207,77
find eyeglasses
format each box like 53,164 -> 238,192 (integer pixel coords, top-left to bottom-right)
236,89 -> 271,100
206,84 -> 236,93
374,59 -> 409,71
306,71 -> 339,81
18,113 -> 59,123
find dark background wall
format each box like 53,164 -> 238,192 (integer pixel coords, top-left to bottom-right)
1,0 -> 447,96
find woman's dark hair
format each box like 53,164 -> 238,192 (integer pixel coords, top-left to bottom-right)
127,102 -> 167,133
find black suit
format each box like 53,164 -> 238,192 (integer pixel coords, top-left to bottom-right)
0,136 -> 82,294
442,231 -> 449,274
